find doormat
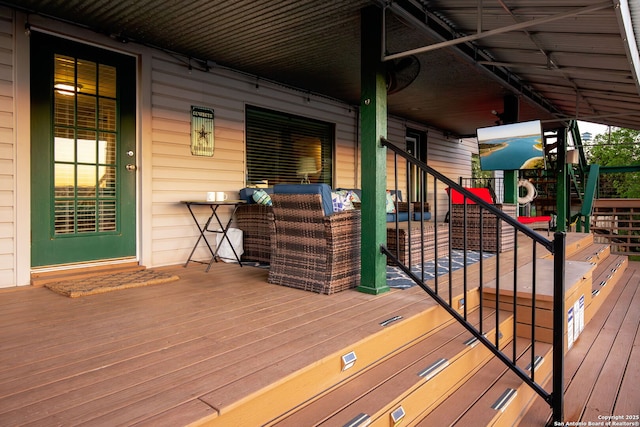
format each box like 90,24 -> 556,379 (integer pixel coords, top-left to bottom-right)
387,250 -> 495,289
45,269 -> 180,298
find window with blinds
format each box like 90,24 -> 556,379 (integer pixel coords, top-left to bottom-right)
246,106 -> 334,186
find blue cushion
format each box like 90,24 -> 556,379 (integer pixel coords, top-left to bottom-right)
274,183 -> 333,216
239,187 -> 274,204
414,212 -> 431,221
386,212 -> 410,222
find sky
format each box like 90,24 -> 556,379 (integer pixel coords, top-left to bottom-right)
577,120 -> 610,140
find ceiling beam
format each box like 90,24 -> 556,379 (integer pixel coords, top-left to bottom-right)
383,1 -> 612,62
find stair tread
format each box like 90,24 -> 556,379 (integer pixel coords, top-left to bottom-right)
413,341 -> 517,426
428,341 -> 552,427
271,310 -> 512,426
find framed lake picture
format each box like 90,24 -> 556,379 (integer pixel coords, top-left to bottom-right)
477,120 -> 544,171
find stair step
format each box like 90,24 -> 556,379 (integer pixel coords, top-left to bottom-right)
30,261 -> 144,287
563,232 -> 595,259
568,242 -> 610,264
270,309 -> 513,426
417,341 -> 553,426
587,253 -> 628,321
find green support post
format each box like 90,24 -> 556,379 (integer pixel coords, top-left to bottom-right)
503,171 -> 518,205
358,6 -> 390,295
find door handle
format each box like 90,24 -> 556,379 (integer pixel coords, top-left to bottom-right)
126,164 -> 137,171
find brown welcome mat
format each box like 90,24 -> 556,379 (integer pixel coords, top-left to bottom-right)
45,269 -> 180,298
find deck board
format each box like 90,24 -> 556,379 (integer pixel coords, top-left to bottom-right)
519,262 -> 640,425
0,237 -> 637,426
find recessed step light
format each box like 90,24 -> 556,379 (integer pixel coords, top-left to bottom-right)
343,413 -> 371,427
418,358 -> 449,381
380,315 -> 403,327
390,406 -> 406,425
341,351 -> 357,371
491,388 -> 517,412
463,336 -> 479,347
525,355 -> 544,372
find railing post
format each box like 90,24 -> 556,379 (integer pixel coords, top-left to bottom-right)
552,231 -> 566,424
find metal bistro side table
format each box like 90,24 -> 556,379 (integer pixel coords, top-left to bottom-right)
181,200 -> 246,271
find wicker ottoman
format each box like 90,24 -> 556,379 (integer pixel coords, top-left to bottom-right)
450,204 -> 517,253
386,223 -> 450,266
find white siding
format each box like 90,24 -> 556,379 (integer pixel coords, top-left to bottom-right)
0,7 -> 13,287
4,10 -> 477,284
148,53 -> 360,267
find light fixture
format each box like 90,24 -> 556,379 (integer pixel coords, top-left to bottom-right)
54,82 -> 82,96
341,351 -> 357,371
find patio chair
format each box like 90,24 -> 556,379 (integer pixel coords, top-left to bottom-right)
447,187 -> 517,252
236,188 -> 274,264
268,184 -> 361,294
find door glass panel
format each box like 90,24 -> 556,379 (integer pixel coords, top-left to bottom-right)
77,130 -> 97,164
54,128 -> 75,162
54,200 -> 75,234
54,163 -> 74,198
77,59 -> 97,95
53,54 -> 118,236
77,164 -> 96,197
99,200 -> 116,231
99,98 -> 117,131
77,94 -> 96,128
99,64 -> 116,98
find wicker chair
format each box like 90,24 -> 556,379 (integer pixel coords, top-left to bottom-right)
448,187 -> 516,253
268,184 -> 361,294
235,203 -> 273,264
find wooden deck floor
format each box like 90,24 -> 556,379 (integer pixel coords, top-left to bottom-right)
0,241 -> 638,426
0,262 -> 439,426
520,260 -> 640,426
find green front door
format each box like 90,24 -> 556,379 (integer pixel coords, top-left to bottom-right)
30,33 -> 137,267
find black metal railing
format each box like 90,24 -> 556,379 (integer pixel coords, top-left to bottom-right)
381,138 -> 566,423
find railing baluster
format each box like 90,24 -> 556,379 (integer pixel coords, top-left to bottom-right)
513,228 -> 518,363
379,138 -> 557,415
479,210 -> 484,335
531,242 -> 537,383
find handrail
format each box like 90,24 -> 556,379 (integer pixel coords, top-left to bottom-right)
382,138 -> 553,251
380,137 -> 564,422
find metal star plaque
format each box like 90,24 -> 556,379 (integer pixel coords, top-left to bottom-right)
190,106 -> 214,156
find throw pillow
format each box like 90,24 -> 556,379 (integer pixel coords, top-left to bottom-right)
252,189 -> 272,206
335,189 -> 361,210
331,192 -> 345,212
385,191 -> 396,213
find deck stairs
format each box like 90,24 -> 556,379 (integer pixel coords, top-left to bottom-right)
202,233 -> 627,427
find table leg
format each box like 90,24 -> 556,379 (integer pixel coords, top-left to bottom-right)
183,203 -> 216,268
207,204 -> 243,270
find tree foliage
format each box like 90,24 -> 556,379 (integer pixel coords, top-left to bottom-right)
587,128 -> 640,198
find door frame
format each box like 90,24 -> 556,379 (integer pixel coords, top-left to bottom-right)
23,27 -> 141,274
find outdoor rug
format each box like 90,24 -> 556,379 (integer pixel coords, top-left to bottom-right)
45,269 -> 180,298
387,250 -> 495,289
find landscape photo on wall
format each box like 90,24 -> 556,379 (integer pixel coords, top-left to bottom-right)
477,120 -> 544,171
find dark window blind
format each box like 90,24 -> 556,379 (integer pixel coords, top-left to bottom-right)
246,105 -> 334,186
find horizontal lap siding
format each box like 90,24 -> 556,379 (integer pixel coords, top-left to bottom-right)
387,117 -> 475,219
0,8 -> 13,287
149,53 -> 359,267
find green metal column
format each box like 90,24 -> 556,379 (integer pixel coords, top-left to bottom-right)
502,95 -> 520,205
556,128 -> 568,232
358,6 -> 390,295
503,171 -> 518,204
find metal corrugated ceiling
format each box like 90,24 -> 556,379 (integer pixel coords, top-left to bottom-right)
7,0 -> 640,135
